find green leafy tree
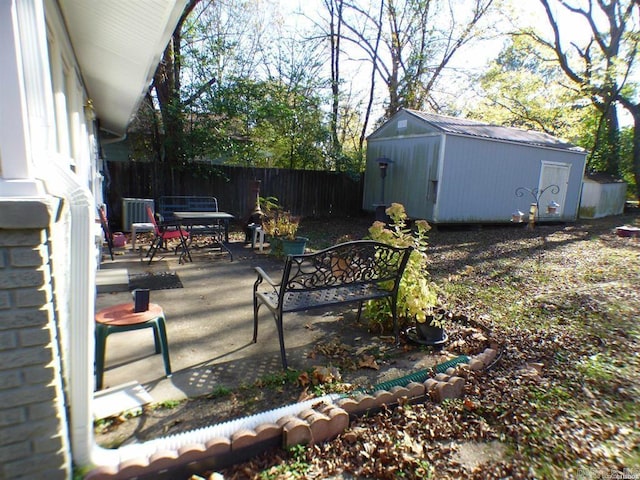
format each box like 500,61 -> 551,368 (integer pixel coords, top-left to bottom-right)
619,125 -> 637,195
466,36 -> 595,145
533,0 -> 640,197
133,0 -> 335,173
140,0 -> 201,193
184,77 -> 331,169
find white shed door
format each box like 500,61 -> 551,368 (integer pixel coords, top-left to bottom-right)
539,161 -> 570,217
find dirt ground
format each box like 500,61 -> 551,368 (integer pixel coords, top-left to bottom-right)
94,212 -> 499,448
94,209 -> 640,479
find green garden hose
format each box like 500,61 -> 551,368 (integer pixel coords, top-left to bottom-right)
352,355 -> 470,395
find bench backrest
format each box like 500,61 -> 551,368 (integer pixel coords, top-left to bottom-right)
158,196 -> 218,221
281,240 -> 412,295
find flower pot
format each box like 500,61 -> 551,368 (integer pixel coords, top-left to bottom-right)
269,236 -> 282,251
112,232 -> 126,248
281,236 -> 308,256
415,322 -> 446,344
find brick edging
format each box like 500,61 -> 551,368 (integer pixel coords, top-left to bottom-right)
85,348 -> 499,479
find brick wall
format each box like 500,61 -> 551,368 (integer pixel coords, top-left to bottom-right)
0,199 -> 71,479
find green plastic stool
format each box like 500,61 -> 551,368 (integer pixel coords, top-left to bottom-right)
94,302 -> 171,390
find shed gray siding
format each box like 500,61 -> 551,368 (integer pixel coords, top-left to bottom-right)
367,111 -> 436,139
364,135 -> 442,220
364,109 -> 587,224
436,135 -> 585,223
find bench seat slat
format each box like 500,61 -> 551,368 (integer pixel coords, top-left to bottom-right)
257,283 -> 392,313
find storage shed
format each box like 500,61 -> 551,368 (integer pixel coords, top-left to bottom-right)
579,173 -> 627,218
363,109 -> 588,224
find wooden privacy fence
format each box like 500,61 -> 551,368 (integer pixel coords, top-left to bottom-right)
105,162 -> 365,230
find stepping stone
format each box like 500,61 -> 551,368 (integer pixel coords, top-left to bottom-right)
96,268 -> 129,293
93,381 -> 152,419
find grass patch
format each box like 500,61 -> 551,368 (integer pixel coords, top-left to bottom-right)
153,399 -> 183,409
206,385 -> 232,399
255,369 -> 304,389
259,444 -> 310,479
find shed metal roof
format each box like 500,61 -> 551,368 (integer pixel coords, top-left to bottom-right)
584,173 -> 625,184
403,109 -> 584,152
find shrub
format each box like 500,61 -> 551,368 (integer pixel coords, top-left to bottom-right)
259,196 -> 301,241
365,203 -> 440,332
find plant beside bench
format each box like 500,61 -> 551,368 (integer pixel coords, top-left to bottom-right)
252,240 -> 412,369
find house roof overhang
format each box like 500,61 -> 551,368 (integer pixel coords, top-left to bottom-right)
58,0 -> 188,136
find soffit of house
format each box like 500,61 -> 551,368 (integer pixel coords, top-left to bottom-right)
59,0 -> 187,136
404,109 -> 585,153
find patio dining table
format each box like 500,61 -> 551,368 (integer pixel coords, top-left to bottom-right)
172,211 -> 234,263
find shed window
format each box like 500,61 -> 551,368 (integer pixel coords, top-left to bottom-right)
397,119 -> 407,131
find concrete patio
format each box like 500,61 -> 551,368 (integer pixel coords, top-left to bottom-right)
93,235 -> 410,416
96,239 -> 287,396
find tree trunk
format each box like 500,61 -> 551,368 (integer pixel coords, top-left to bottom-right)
385,0 -> 402,118
325,0 -> 343,169
359,0 -> 385,152
621,101 -> 640,202
592,99 -> 621,176
149,0 -> 200,193
634,123 -> 640,203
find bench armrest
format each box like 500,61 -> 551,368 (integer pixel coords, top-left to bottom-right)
254,267 -> 281,288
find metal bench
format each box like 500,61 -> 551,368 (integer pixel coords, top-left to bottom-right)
158,195 -> 229,242
157,196 -> 219,222
252,240 -> 412,369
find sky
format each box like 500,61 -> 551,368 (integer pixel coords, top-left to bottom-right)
279,0 -> 606,68
275,0 -> 636,126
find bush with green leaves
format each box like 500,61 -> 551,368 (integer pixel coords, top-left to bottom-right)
260,196 -> 300,241
365,203 -> 441,332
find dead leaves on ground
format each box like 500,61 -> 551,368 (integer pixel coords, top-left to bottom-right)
309,337 -> 387,372
358,354 -> 380,370
296,366 -> 341,388
221,216 -> 640,479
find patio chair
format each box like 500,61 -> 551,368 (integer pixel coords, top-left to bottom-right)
98,205 -> 114,260
145,205 -> 189,264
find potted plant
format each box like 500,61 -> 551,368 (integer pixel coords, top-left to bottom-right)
414,307 -> 449,345
260,197 -> 308,256
365,203 -> 446,345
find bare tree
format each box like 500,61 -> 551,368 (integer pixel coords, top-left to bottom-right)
322,0 -> 345,167
360,0 -> 385,153
341,0 -> 497,121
